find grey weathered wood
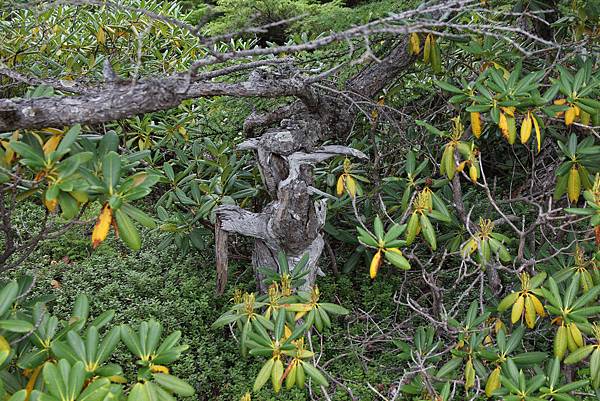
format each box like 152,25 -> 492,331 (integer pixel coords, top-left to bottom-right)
214,41 -> 415,292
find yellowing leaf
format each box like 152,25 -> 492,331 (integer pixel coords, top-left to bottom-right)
568,166 -> 581,203
555,325 -> 567,359
469,164 -> 478,183
0,336 -> 10,366
150,365 -> 169,374
465,358 -> 475,390
409,33 -> 420,55
96,26 -> 106,45
346,175 -> 357,198
530,294 -> 545,317
569,323 -> 583,348
520,113 -> 532,144
423,34 -> 431,64
499,112 -> 509,140
531,113 -> 541,153
92,204 -> 112,248
511,295 -> 524,324
471,112 -> 482,138
581,110 -> 591,126
370,250 -> 382,279
524,296 -> 536,328
43,134 -> 62,155
485,367 -> 501,397
565,107 -> 576,126
506,115 -> 517,144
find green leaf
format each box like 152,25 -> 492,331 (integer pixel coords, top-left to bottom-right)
253,358 -> 275,392
10,142 -> 45,165
55,124 -> 81,155
153,373 -> 195,396
0,320 -> 33,333
384,250 -> 410,270
435,80 -> 463,94
318,303 -> 349,315
0,281 -> 18,317
373,216 -> 384,242
7,391 -> 27,401
102,151 -> 121,192
115,208 -> 141,250
419,214 -> 437,250
300,361 -> 328,387
120,204 -> 156,229
212,313 -> 239,329
436,357 -> 462,378
383,223 -> 406,243
564,345 -> 594,364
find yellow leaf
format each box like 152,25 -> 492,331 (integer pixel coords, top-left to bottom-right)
565,107 -> 576,126
471,112 -> 482,138
456,161 -> 467,173
150,365 -> 170,374
501,106 -> 515,117
92,204 -> 112,248
96,26 -> 106,45
499,112 -> 509,140
531,113 -> 541,153
554,98 -> 567,105
465,358 -> 475,390
370,250 -> 382,279
530,294 -> 545,317
336,175 -> 345,197
469,164 -> 478,183
409,33 -> 420,55
284,325 -> 292,339
294,311 -> 307,321
485,367 -> 501,397
520,113 -> 532,144
43,134 -> 62,155
44,197 -> 58,212
568,323 -> 583,348
524,296 -> 536,328
511,295 -> 524,324
346,175 -> 357,198
568,166 -> 581,203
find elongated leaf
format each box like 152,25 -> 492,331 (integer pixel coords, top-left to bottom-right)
102,151 -> 121,192
115,209 -> 141,250
254,358 -> 275,392
56,124 -> 81,155
153,373 -> 194,396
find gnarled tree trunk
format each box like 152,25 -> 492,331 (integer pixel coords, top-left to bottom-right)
214,39 -> 415,293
